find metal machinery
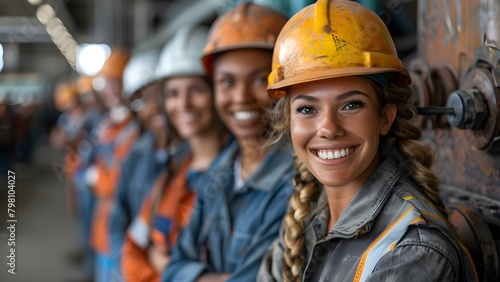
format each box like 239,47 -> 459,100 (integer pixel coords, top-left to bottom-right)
409,1 -> 500,281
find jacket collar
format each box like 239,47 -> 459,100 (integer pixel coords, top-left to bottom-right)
210,138 -> 294,193
327,142 -> 405,238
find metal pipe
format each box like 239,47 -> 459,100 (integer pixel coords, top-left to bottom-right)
416,106 -> 455,115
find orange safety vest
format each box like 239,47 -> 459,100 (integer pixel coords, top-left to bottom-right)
122,156 -> 196,282
90,117 -> 139,254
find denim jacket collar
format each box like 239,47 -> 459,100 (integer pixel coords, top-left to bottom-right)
325,141 -> 406,238
211,138 -> 294,193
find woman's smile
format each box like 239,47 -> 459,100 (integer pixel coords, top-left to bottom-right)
289,76 -> 395,190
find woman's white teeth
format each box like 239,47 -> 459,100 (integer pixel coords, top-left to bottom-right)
180,113 -> 197,122
234,111 -> 259,120
317,148 -> 354,160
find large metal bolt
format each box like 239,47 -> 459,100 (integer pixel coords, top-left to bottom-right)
445,89 -> 489,130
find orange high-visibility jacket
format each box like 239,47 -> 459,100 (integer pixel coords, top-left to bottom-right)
90,117 -> 140,254
122,156 -> 195,282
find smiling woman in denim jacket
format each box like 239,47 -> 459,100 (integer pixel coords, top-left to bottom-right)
120,25 -> 230,282
162,3 -> 296,282
258,1 -> 478,282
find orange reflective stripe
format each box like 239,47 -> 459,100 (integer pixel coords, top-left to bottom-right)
411,216 -> 425,225
153,158 -> 195,248
90,199 -> 112,253
121,237 -> 159,282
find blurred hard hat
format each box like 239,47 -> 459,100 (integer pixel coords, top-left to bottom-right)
202,2 -> 288,75
123,47 -> 160,99
54,81 -> 78,111
76,76 -> 95,95
155,25 -> 209,81
267,0 -> 412,99
97,47 -> 130,80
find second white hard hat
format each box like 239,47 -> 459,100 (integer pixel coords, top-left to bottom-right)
155,25 -> 209,81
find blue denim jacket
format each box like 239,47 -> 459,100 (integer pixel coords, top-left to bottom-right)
259,143 -> 474,282
109,132 -> 189,277
162,139 -> 295,282
108,132 -> 163,261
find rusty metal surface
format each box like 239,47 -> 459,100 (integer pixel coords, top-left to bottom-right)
448,206 -> 499,281
419,0 -> 483,75
416,0 -> 500,215
419,0 -> 500,72
411,0 -> 500,280
423,129 -> 500,219
460,67 -> 500,150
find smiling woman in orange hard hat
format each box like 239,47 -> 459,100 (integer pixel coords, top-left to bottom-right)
258,1 -> 478,282
163,3 -> 295,282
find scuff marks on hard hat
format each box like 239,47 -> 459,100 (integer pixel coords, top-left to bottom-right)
332,34 -> 347,51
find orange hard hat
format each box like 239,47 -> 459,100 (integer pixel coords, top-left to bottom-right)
97,47 -> 130,80
202,2 -> 288,75
76,76 -> 95,95
54,81 -> 78,111
267,0 -> 412,99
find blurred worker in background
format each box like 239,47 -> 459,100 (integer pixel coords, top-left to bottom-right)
50,81 -> 78,150
0,92 -> 16,176
70,74 -> 106,282
76,75 -> 106,134
108,45 -> 183,280
122,24 -> 230,282
82,48 -> 140,282
48,79 -> 95,281
163,3 -> 295,281
50,80 -> 86,217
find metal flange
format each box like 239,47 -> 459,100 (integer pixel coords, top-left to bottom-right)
458,67 -> 500,151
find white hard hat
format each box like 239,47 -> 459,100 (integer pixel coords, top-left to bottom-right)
123,47 -> 160,99
155,25 -> 209,81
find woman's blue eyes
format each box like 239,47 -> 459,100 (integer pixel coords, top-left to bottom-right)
295,100 -> 366,115
342,100 -> 366,110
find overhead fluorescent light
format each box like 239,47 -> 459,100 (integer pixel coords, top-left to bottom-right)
0,44 -> 3,72
76,44 -> 111,76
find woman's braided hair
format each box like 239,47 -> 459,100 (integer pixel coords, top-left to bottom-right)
268,81 -> 447,281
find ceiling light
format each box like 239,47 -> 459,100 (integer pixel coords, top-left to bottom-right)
76,44 -> 111,76
0,44 -> 3,72
27,0 -> 43,6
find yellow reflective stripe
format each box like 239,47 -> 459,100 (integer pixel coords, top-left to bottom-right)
403,195 -> 434,207
354,207 -> 420,282
404,194 -> 447,223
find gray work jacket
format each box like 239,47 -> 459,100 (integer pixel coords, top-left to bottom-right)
259,144 -> 473,282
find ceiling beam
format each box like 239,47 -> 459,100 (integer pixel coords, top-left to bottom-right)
0,17 -> 51,43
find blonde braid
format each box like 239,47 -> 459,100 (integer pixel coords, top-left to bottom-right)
378,84 -> 447,217
282,156 -> 321,281
268,94 -> 321,280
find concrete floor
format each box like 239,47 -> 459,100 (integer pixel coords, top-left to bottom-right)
1,143 -> 86,282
